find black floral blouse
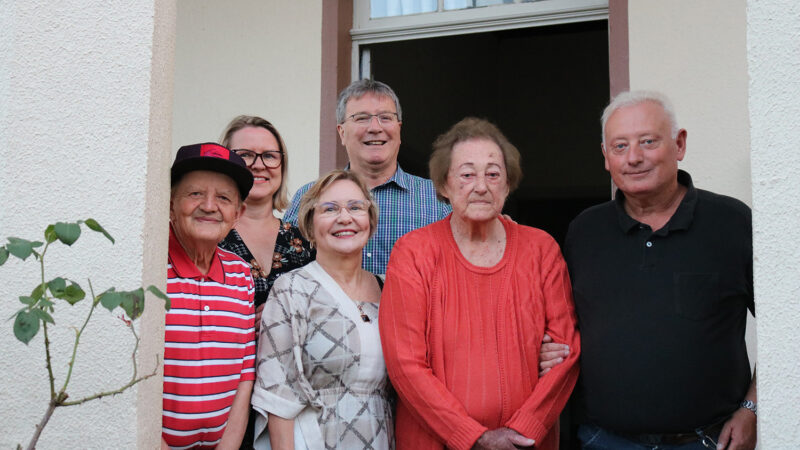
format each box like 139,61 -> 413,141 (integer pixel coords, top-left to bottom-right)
219,220 -> 315,306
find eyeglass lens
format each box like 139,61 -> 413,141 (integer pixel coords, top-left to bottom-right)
234,150 -> 282,168
316,200 -> 370,217
349,113 -> 398,125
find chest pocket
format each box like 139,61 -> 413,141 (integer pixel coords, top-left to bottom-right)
673,272 -> 720,320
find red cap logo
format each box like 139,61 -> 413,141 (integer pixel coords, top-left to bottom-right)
200,144 -> 229,160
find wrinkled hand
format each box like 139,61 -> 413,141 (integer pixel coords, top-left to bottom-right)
254,303 -> 265,333
539,333 -> 570,377
716,408 -> 756,450
472,428 -> 535,450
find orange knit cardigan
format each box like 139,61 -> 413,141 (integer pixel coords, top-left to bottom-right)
380,216 -> 580,450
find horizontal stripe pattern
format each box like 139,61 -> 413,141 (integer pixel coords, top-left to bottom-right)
163,231 -> 256,449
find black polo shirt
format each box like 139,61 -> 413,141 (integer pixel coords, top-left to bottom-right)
564,170 -> 753,434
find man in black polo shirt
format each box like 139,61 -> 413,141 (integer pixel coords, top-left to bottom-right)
563,91 -> 756,449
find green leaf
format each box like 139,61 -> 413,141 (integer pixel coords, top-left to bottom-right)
13,310 -> 39,344
44,225 -> 58,243
19,296 -> 35,306
30,283 -> 46,301
120,288 -> 145,320
83,218 -> 115,244
33,308 -> 55,324
54,222 -> 81,246
99,289 -> 124,311
39,298 -> 54,310
62,282 -> 85,305
0,247 -> 8,265
6,237 -> 34,260
147,285 -> 171,310
47,277 -> 67,297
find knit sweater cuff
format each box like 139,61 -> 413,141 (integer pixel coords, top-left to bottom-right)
445,419 -> 487,450
506,413 -> 548,444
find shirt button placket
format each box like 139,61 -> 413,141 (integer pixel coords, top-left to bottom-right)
638,225 -> 655,269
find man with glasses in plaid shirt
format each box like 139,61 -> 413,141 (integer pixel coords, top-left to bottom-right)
284,79 -> 450,275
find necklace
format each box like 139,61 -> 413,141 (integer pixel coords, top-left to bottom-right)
354,302 -> 371,323
333,268 -> 373,323
349,273 -> 371,323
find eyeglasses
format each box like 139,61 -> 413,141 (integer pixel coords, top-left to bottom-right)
232,149 -> 283,168
314,200 -> 371,218
344,113 -> 399,126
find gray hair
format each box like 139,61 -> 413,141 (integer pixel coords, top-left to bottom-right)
335,79 -> 403,124
601,90 -> 679,143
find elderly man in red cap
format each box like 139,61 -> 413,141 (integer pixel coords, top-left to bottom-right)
161,143 -> 256,449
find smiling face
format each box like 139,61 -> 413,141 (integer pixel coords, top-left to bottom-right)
170,170 -> 244,250
312,179 -> 372,258
337,92 -> 402,172
602,101 -> 687,200
228,126 -> 282,205
442,138 -> 509,224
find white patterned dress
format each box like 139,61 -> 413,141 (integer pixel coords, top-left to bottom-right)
251,261 -> 393,450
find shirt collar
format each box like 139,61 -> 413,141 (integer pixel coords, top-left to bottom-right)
342,162 -> 412,191
168,226 -> 226,283
614,169 -> 697,234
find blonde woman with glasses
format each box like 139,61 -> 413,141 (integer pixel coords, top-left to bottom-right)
252,170 -> 393,450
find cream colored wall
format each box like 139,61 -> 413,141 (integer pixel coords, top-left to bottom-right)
0,1 -> 173,448
627,0 -> 757,374
628,0 -> 751,205
747,0 -> 800,445
172,0 -> 323,206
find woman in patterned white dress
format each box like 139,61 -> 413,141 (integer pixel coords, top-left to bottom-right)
252,170 -> 393,450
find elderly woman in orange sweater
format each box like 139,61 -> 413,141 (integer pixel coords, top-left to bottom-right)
379,117 -> 580,450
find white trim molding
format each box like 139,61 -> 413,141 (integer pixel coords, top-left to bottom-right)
352,0 -> 608,44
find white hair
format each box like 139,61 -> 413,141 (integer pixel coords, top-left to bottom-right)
601,90 -> 679,143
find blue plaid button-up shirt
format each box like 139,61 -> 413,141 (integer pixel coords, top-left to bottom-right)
283,165 -> 451,275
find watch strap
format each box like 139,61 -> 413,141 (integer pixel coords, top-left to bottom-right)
740,400 -> 757,416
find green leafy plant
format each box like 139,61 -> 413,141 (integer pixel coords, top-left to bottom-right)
1,219 -> 169,450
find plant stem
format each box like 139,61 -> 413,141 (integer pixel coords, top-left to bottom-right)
61,290 -> 159,407
38,242 -> 56,400
26,400 -> 56,450
42,324 -> 56,400
60,279 -> 99,394
61,357 -> 159,406
129,316 -> 141,379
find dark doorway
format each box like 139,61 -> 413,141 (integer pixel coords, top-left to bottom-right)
367,20 -> 611,246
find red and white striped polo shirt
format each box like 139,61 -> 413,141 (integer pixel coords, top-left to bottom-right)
162,227 -> 256,449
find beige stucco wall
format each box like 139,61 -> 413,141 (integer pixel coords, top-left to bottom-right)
747,0 -> 800,446
172,0 -> 323,204
628,0 -> 751,205
627,0 -> 758,380
0,1 -> 173,448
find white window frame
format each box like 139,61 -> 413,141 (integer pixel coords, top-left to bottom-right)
352,0 -> 608,79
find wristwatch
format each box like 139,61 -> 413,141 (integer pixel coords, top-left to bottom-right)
740,400 -> 757,416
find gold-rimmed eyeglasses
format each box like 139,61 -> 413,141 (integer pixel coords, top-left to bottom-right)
314,200 -> 371,218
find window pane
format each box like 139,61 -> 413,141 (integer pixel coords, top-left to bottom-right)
444,0 -> 515,11
371,0 -> 438,18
